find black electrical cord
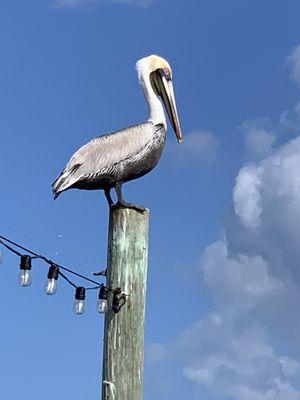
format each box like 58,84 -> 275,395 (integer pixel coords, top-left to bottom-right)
58,270 -> 77,289
0,240 -> 23,257
86,284 -> 104,291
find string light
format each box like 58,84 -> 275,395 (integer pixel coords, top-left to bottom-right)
18,255 -> 32,287
44,264 -> 59,295
0,235 -> 127,316
73,287 -> 86,315
97,285 -> 109,314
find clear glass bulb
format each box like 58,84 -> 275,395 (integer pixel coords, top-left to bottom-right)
97,298 -> 108,314
18,270 -> 32,287
45,278 -> 57,295
73,299 -> 85,315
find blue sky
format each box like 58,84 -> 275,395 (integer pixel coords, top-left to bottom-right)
1,1 -> 300,399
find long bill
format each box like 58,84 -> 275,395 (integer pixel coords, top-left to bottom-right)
158,73 -> 183,144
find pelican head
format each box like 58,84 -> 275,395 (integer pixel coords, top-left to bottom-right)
136,55 -> 182,143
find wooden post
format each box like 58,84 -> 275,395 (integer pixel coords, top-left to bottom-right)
101,207 -> 149,400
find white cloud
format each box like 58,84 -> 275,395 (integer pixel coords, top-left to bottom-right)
181,134 -> 300,399
201,241 -> 283,307
279,103 -> 300,137
51,0 -> 152,8
287,44 -> 300,87
52,0 -> 87,6
169,130 -> 219,166
241,121 -> 276,156
230,382 -> 300,400
295,102 -> 300,118
145,342 -> 166,364
279,357 -> 300,377
233,165 -> 263,229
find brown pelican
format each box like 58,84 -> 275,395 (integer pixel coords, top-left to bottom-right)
52,55 -> 182,210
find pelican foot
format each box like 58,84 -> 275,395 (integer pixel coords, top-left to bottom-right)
111,201 -> 146,213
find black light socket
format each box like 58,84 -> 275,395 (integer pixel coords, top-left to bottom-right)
20,255 -> 32,270
47,265 -> 59,280
98,285 -> 109,300
75,286 -> 86,300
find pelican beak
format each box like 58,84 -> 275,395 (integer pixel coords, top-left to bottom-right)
151,70 -> 183,143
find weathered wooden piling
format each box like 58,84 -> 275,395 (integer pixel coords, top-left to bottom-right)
101,207 -> 149,400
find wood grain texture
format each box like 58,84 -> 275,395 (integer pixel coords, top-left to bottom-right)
101,207 -> 149,400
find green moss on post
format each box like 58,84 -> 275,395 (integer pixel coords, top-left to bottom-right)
102,207 -> 149,400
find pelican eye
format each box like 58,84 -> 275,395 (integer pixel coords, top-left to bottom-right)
159,68 -> 171,81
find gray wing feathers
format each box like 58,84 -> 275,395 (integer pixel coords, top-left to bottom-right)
52,122 -> 154,194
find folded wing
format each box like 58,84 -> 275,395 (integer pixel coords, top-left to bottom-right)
52,122 -> 154,197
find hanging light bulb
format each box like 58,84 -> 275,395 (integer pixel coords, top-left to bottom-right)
18,255 -> 32,287
44,264 -> 59,295
73,287 -> 86,315
97,285 -> 109,314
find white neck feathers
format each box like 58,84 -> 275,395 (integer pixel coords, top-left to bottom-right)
136,58 -> 167,130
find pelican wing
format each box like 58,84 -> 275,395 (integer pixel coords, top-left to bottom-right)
52,122 -> 155,194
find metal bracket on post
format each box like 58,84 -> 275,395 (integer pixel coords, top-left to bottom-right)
111,287 -> 127,313
93,269 -> 107,277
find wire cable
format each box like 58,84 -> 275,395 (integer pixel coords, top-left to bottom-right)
0,240 -> 23,257
58,270 -> 77,289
